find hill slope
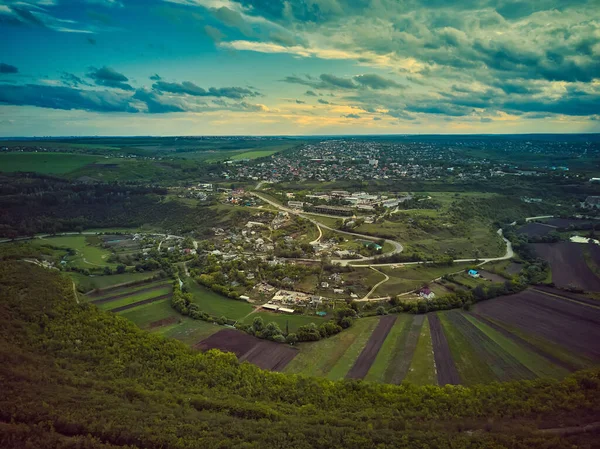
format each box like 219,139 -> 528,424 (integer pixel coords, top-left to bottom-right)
0,262 -> 599,448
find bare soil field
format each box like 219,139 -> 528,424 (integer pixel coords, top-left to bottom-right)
346,315 -> 396,379
428,314 -> 460,385
474,289 -> 600,360
110,293 -> 172,312
92,283 -> 170,304
541,218 -> 596,229
534,243 -> 600,291
444,311 -> 536,381
149,316 -> 178,329
517,222 -> 554,237
390,315 -> 424,384
470,313 -> 575,371
532,286 -> 600,307
195,329 -> 298,371
478,270 -> 506,283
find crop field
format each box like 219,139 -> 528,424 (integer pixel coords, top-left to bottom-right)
346,315 -> 397,379
195,329 -> 298,371
118,299 -> 179,328
0,152 -> 100,174
153,317 -> 222,345
87,281 -> 173,312
69,271 -> 158,292
283,317 -> 379,377
534,242 -> 600,291
403,317 -> 436,385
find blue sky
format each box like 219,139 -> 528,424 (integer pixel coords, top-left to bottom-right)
0,0 -> 599,136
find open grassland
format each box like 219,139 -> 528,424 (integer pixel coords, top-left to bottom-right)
283,317 -> 379,377
229,149 -> 281,160
33,235 -> 115,268
375,263 -> 472,296
188,281 -> 254,320
0,152 -> 100,174
403,317 -> 436,385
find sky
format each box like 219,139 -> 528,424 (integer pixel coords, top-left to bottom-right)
0,0 -> 599,136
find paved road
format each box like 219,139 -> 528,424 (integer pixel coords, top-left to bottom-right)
251,191 -> 404,266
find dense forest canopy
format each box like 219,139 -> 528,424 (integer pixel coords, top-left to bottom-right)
1,262 -> 599,448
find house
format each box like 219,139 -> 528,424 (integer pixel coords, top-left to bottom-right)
419,288 -> 435,300
584,196 -> 600,209
333,288 -> 344,294
321,282 -> 329,288
288,201 -> 304,209
239,295 -> 250,301
468,269 -> 480,278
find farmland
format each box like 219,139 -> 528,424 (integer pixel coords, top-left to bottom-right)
284,287 -> 598,385
32,235 -> 116,269
0,152 -> 101,174
375,262 -> 472,296
534,242 -> 600,291
195,329 -> 298,371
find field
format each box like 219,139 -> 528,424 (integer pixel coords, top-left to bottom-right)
516,222 -> 554,237
69,271 -> 159,292
229,149 -> 281,160
284,287 -> 598,383
0,152 -> 100,174
32,235 -> 116,269
534,242 -> 600,291
375,262 -> 472,296
188,281 -> 254,320
195,329 -> 298,371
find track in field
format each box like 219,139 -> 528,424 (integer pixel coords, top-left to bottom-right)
109,294 -> 172,312
346,315 -> 396,379
428,314 -> 460,385
389,315 -> 424,384
195,329 -> 298,371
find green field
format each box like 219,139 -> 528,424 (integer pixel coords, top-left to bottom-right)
98,284 -> 172,311
375,263 -> 472,296
117,299 -> 178,328
229,149 -> 280,160
152,317 -> 221,345
364,315 -> 411,382
284,317 -> 379,377
240,311 -> 327,333
69,271 -> 159,292
403,317 -> 436,385
33,235 -> 115,268
188,281 -> 254,320
0,152 -> 101,174
464,314 -> 568,379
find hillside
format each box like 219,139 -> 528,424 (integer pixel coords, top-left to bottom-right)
1,261 -> 599,448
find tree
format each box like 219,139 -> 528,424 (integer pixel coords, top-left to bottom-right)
116,264 -> 126,274
376,306 -> 387,315
252,316 -> 264,332
285,333 -> 298,345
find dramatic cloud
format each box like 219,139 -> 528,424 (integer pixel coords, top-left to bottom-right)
0,63 -> 18,74
318,99 -> 330,104
87,66 -> 133,90
305,90 -> 317,96
283,73 -> 404,91
0,84 -> 138,113
61,72 -> 91,87
152,81 -> 259,99
343,113 -> 360,119
149,74 -> 162,81
353,74 -> 403,90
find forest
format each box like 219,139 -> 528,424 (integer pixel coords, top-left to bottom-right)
1,261 -> 599,449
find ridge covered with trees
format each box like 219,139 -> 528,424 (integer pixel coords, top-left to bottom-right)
1,261 -> 599,448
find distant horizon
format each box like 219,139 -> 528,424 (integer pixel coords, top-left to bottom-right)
2,132 -> 600,140
1,0 -> 598,136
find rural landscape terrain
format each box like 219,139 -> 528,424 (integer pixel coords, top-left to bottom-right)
2,134 -> 600,448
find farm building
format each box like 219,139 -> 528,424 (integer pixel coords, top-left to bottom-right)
239,295 -> 250,301
419,288 -> 435,300
287,201 -> 305,209
468,269 -> 480,278
262,304 -> 279,311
